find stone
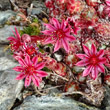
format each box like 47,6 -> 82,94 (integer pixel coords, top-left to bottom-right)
0,45 -> 11,58
27,1 -> 46,15
0,70 -> 24,110
0,57 -> 18,71
0,10 -> 17,26
0,45 -> 18,71
32,0 -> 46,9
52,49 -> 65,62
106,107 -> 110,110
101,86 -> 110,110
0,25 -> 22,44
14,95 -> 100,110
0,0 -> 11,11
12,0 -> 32,8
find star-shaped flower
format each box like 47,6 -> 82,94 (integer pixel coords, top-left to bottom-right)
76,44 -> 106,79
13,54 -> 48,87
42,18 -> 76,52
7,27 -> 23,51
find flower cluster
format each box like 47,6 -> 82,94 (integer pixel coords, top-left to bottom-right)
7,0 -> 110,95
6,0 -> 110,107
45,0 -> 85,18
8,27 -> 48,87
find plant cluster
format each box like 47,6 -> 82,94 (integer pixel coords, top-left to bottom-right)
7,0 -> 110,107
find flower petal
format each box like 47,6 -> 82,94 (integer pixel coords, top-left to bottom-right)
13,66 -> 24,72
61,20 -> 66,30
32,74 -> 39,87
54,40 -> 61,52
64,28 -> 70,34
16,72 -> 26,80
41,30 -> 52,35
83,44 -> 91,56
97,49 -> 104,58
15,27 -> 21,39
43,37 -> 56,45
25,75 -> 31,87
83,65 -> 92,77
18,57 -> 27,66
99,58 -> 106,64
106,0 -> 110,6
7,36 -> 16,41
62,38 -> 69,52
76,54 -> 89,59
52,18 -> 60,28
32,56 -> 38,66
36,62 -> 45,70
36,70 -> 48,77
91,67 -> 98,80
97,64 -> 105,73
44,23 -> 56,31
91,44 -> 97,55
66,35 -> 76,41
11,28 -> 17,38
75,59 -> 89,66
25,54 -> 32,65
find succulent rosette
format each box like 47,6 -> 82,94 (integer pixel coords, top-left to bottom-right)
76,44 -> 106,79
42,18 -> 76,52
13,54 -> 48,87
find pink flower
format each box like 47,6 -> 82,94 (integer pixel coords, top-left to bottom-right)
76,44 -> 106,79
105,0 -> 110,17
13,54 -> 48,87
66,17 -> 79,35
42,18 -> 76,52
106,0 -> 110,6
13,51 -> 24,60
21,34 -> 31,43
7,27 -> 23,51
22,43 -> 37,56
104,48 -> 110,68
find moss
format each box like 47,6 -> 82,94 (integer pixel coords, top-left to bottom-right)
42,67 -> 51,72
20,18 -> 41,36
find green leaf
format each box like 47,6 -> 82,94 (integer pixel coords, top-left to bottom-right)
42,67 -> 51,72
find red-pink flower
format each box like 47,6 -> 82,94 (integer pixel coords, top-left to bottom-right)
7,27 -> 23,51
42,18 -> 76,52
22,43 -> 37,56
76,44 -> 106,79
104,48 -> 110,68
106,0 -> 110,7
105,0 -> 110,17
66,17 -> 79,35
13,54 -> 48,87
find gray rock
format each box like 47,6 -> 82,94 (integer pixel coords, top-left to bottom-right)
32,1 -> 46,9
11,0 -> 32,8
54,53 -> 63,62
0,70 -> 24,110
0,25 -> 21,44
0,57 -> 18,71
102,86 -> 110,110
0,71 -> 3,77
0,45 -> 18,71
0,10 -> 17,26
0,0 -> 11,11
73,66 -> 84,73
27,1 -> 46,15
0,45 -> 11,57
14,95 -> 100,110
106,107 -> 110,110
